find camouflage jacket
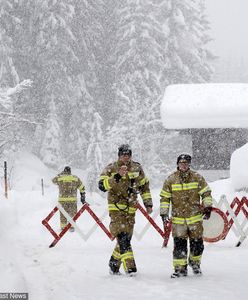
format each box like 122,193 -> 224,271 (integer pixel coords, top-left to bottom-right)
99,160 -> 152,214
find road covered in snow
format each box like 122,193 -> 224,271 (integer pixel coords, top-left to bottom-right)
0,189 -> 247,299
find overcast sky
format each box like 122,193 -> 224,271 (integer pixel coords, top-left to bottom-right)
206,0 -> 248,61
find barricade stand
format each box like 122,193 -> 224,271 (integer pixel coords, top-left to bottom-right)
42,203 -> 114,248
224,197 -> 245,238
213,195 -> 248,246
136,203 -> 165,239
136,203 -> 172,247
162,220 -> 172,247
133,207 -> 160,240
42,206 -> 59,240
235,197 -> 248,246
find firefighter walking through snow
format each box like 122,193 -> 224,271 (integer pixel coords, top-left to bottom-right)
52,166 -> 86,231
98,144 -> 153,276
160,154 -> 213,278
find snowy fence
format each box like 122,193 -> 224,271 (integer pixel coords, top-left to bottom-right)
42,196 -> 248,248
213,195 -> 248,247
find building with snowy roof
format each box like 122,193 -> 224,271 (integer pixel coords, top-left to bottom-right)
160,83 -> 248,170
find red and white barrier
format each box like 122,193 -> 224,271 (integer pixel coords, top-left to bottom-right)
42,203 -> 114,248
213,196 -> 248,246
42,197 -> 248,248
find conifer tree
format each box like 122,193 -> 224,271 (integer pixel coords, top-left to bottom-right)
86,112 -> 104,192
107,0 -> 168,172
40,97 -> 62,168
164,0 -> 213,83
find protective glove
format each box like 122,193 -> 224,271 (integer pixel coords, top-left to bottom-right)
161,214 -> 170,224
203,207 -> 212,220
146,206 -> 153,214
80,192 -> 86,204
114,173 -> 122,183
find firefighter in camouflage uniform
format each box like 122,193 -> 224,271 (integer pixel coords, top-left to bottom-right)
160,154 -> 213,278
98,144 -> 153,276
52,166 -> 85,232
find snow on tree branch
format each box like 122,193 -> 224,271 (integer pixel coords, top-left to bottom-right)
6,79 -> 33,97
0,79 -> 33,109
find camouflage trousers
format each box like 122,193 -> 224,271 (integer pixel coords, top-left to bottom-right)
59,201 -> 77,230
109,212 -> 137,273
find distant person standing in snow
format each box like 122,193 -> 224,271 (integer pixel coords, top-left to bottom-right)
160,154 -> 213,278
98,144 -> 153,276
52,166 -> 85,232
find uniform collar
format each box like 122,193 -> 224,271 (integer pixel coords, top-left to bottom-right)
178,169 -> 191,181
117,159 -> 132,167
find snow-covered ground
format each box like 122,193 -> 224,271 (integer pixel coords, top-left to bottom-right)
1,153 -> 248,300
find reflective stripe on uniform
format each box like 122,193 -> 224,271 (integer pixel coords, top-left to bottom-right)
78,184 -> 85,193
121,251 -> 134,271
172,217 -> 185,225
171,182 -> 199,191
100,175 -> 112,190
141,192 -> 151,200
172,214 -> 202,225
199,185 -> 211,195
173,258 -> 187,267
160,201 -> 170,209
112,250 -> 121,260
58,175 -> 79,182
139,177 -> 149,186
108,204 -> 136,214
202,196 -> 213,206
189,254 -> 202,263
128,172 -> 140,179
103,178 -> 111,190
160,190 -> 172,198
59,197 -> 77,202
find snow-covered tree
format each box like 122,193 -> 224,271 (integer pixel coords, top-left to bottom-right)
40,97 -> 62,168
164,0 -> 213,83
105,0 -> 168,174
0,0 -> 20,87
0,0 -> 215,184
0,80 -> 32,155
86,112 -> 104,193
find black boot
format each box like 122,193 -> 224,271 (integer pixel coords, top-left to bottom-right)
109,257 -> 121,275
171,267 -> 188,278
126,267 -> 137,277
191,264 -> 202,275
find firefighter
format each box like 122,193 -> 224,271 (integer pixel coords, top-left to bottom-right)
98,144 -> 153,276
52,166 -> 85,232
160,154 -> 213,278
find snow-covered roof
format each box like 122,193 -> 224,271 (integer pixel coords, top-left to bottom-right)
160,83 -> 248,129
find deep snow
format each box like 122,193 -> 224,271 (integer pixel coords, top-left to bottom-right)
0,153 -> 248,300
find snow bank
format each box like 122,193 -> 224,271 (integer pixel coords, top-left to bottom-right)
161,83 -> 248,128
230,142 -> 248,190
10,151 -> 55,191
